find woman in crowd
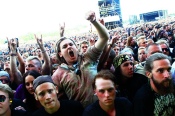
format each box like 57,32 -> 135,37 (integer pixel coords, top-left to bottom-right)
15,70 -> 41,112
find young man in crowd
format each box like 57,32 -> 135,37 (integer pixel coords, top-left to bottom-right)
33,75 -> 83,116
83,70 -> 133,116
134,53 -> 175,116
113,54 -> 148,102
52,11 -> 109,107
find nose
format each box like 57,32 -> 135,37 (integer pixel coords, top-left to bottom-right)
164,70 -> 170,79
45,93 -> 51,100
104,91 -> 110,97
129,64 -> 133,70
29,83 -> 33,88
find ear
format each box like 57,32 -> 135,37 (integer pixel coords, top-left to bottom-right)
55,86 -> 59,94
58,52 -> 62,57
34,93 -> 38,101
146,71 -> 152,79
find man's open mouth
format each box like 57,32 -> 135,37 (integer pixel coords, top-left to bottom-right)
69,50 -> 74,57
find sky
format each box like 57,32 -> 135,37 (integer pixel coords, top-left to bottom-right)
0,0 -> 174,40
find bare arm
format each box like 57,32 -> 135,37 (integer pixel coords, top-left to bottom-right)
97,35 -> 118,71
16,48 -> 25,75
85,11 -> 109,51
34,34 -> 51,75
9,39 -> 23,85
59,22 -> 65,37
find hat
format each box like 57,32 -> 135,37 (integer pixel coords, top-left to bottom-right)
33,75 -> 54,90
113,54 -> 132,69
0,71 -> 10,80
120,47 -> 134,55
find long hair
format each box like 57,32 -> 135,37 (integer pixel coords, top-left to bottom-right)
22,70 -> 41,111
55,37 -> 77,65
126,36 -> 133,48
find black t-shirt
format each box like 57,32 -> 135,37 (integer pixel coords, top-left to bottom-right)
32,100 -> 84,116
83,97 -> 133,116
11,98 -> 28,116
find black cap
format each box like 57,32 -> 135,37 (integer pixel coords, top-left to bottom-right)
33,75 -> 54,90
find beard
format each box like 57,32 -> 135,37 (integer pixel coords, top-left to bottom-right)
151,76 -> 174,95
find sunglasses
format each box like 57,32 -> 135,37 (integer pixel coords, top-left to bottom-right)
162,48 -> 168,52
0,79 -> 9,83
0,95 -> 7,102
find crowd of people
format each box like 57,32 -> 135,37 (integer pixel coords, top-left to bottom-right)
0,10 -> 175,116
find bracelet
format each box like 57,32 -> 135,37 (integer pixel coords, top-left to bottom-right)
10,53 -> 17,56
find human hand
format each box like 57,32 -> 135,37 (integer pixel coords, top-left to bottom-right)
9,38 -> 17,52
34,34 -> 43,48
59,22 -> 65,37
14,106 -> 26,111
85,11 -> 96,23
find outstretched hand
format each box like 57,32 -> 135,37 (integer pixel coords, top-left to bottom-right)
9,38 -> 17,52
85,11 -> 96,22
34,34 -> 43,48
59,22 -> 65,37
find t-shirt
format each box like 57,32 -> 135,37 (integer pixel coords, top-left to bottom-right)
52,46 -> 102,107
83,97 -> 133,116
32,100 -> 84,116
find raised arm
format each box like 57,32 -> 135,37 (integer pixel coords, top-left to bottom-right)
9,38 -> 23,85
59,22 -> 65,37
34,34 -> 51,75
97,34 -> 118,71
15,39 -> 25,75
85,11 -> 109,51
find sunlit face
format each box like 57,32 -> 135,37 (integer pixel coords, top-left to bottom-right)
150,59 -> 172,94
113,46 -> 120,56
35,83 -> 59,112
51,54 -> 58,64
25,75 -> 35,94
36,49 -> 42,56
0,91 -> 11,116
94,78 -> 116,108
160,44 -> 169,56
138,49 -> 147,62
120,61 -> 134,78
25,60 -> 41,73
80,43 -> 88,54
139,39 -> 147,47
4,61 -> 10,70
59,39 -> 78,65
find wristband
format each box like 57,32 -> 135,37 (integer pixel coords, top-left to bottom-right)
10,53 -> 17,56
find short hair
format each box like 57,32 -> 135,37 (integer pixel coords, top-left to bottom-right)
145,43 -> 160,54
26,56 -> 42,68
0,84 -> 13,99
138,47 -> 146,51
92,70 -> 116,90
79,40 -> 89,48
156,39 -> 169,47
144,53 -> 171,72
137,36 -> 146,45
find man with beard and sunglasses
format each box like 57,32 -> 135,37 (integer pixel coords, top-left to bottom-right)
52,11 -> 109,107
133,53 -> 175,116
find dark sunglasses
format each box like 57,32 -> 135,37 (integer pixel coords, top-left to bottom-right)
0,95 -> 7,102
162,48 -> 168,52
0,79 -> 9,83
